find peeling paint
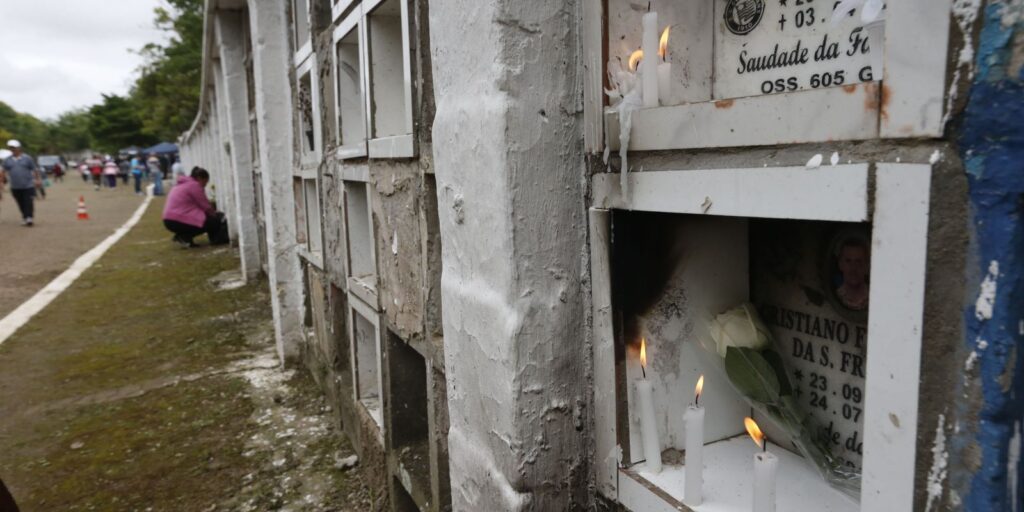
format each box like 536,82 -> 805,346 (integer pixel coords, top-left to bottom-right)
966,351 -> 980,371
958,3 -> 1024,508
926,414 -> 950,511
945,0 -> 982,128
975,260 -> 999,321
1000,0 -> 1024,27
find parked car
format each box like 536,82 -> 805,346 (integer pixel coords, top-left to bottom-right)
37,155 -> 67,175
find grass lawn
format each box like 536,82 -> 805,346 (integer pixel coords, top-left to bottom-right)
0,199 -> 369,511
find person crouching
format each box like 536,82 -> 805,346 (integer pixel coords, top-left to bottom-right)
162,167 -> 223,248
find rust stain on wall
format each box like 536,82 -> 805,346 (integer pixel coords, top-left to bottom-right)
863,82 -> 886,120
881,84 -> 893,121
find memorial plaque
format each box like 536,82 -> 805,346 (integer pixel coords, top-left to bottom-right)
714,0 -> 884,99
751,219 -> 869,471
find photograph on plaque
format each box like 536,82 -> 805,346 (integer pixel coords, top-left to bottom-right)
823,229 -> 871,320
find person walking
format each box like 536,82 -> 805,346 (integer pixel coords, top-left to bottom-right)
1,140 -> 42,226
131,156 -> 144,195
118,158 -> 130,185
88,156 -> 103,190
103,159 -> 119,189
148,153 -> 164,196
79,162 -> 89,183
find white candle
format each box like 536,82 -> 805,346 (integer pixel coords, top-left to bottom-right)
657,26 -> 672,106
636,379 -> 662,473
641,11 -> 660,108
657,62 -> 671,106
753,450 -> 779,512
684,404 -> 704,505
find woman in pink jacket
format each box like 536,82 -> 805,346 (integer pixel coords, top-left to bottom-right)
162,167 -> 222,247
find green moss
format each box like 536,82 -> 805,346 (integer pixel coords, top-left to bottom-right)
0,201 -> 369,511
0,202 -> 267,406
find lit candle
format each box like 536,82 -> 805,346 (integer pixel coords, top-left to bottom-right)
657,26 -> 672,106
636,338 -> 662,473
745,417 -> 778,512
641,8 -> 660,108
628,49 -> 644,75
683,375 -> 705,505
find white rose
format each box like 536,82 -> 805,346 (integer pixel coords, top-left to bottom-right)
709,303 -> 772,358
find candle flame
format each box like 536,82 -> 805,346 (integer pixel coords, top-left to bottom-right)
659,26 -> 670,60
695,375 -> 704,401
745,417 -> 765,449
640,338 -> 648,369
628,49 -> 643,72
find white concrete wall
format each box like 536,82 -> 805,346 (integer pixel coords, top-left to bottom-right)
249,0 -> 304,363
430,1 -> 589,509
215,9 -> 262,281
212,63 -> 240,241
179,0 -> 303,364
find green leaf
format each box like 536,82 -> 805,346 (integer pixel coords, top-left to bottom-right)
724,347 -> 782,405
762,349 -> 794,396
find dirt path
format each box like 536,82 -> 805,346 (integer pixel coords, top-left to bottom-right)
0,176 -> 146,318
0,203 -> 370,511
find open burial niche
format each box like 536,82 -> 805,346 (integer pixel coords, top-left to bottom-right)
590,165 -> 931,512
351,296 -> 384,432
615,212 -> 865,511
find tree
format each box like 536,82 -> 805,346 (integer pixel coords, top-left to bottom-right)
132,0 -> 203,142
0,101 -> 51,154
2,0 -> 204,156
48,109 -> 93,153
87,94 -> 157,154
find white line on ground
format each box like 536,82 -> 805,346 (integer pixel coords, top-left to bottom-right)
0,186 -> 156,345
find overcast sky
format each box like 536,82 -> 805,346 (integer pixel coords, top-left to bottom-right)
0,0 -> 169,120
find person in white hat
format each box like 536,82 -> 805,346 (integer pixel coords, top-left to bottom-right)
1,140 -> 41,226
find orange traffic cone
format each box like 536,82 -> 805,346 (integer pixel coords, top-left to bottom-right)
77,196 -> 90,220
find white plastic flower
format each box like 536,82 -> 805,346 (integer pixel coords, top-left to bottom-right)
830,0 -> 884,27
708,304 -> 772,358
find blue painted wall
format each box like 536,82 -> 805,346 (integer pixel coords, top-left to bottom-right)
959,2 -> 1024,510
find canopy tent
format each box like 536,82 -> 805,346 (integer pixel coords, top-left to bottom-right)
141,142 -> 179,155
119,146 -> 143,156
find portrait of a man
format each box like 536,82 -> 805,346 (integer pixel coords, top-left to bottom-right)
833,236 -> 870,311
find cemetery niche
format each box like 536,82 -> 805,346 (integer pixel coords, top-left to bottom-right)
608,0 -> 885,106
593,0 -> 959,153
610,211 -> 868,511
586,157 -> 932,510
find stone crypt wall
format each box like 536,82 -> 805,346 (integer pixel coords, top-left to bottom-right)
181,1 -> 1024,511
294,0 -> 449,510
581,1 -> 1024,511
